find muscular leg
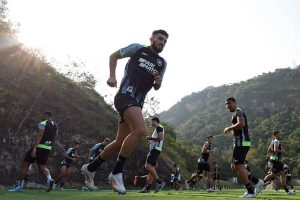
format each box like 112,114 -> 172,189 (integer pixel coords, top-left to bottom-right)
112,107 -> 146,175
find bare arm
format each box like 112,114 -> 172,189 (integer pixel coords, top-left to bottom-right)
274,143 -> 284,153
31,128 -> 44,157
33,128 -> 45,148
202,143 -> 211,154
226,116 -> 245,131
147,132 -> 164,142
107,50 -> 122,87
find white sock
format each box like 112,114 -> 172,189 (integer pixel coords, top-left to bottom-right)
19,180 -> 25,188
47,175 -> 52,181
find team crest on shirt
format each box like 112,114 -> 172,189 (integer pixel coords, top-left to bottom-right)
157,59 -> 163,66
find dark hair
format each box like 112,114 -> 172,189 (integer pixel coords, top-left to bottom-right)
104,138 -> 111,143
274,130 -> 280,136
152,29 -> 169,38
226,97 -> 236,102
245,160 -> 248,163
173,163 -> 177,167
43,111 -> 53,117
207,135 -> 214,139
73,141 -> 80,145
151,117 -> 160,123
213,162 -> 217,165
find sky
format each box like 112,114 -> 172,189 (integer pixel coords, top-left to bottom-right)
6,0 -> 300,112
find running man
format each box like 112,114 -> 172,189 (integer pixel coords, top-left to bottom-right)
224,97 -> 263,198
81,30 -> 168,194
263,131 -> 295,195
212,162 -> 221,191
89,138 -> 111,163
173,164 -> 181,190
187,136 -> 214,192
9,111 -> 58,192
54,141 -> 80,189
82,138 -> 110,189
140,117 -> 165,193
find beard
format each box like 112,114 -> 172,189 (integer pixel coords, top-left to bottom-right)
151,43 -> 163,53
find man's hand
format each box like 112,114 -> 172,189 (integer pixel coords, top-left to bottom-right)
31,148 -> 37,158
224,127 -> 231,134
107,76 -> 117,87
154,75 -> 162,86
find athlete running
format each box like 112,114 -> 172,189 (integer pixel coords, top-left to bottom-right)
54,141 -> 80,189
187,136 -> 214,192
263,131 -> 295,195
212,162 -> 221,191
224,97 -> 263,198
139,117 -> 165,193
81,29 -> 168,194
9,111 -> 58,192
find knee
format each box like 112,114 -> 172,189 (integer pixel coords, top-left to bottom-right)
134,127 -> 147,138
145,163 -> 149,170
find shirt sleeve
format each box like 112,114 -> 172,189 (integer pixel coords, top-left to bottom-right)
235,109 -> 244,120
119,43 -> 143,58
156,126 -> 164,134
274,140 -> 280,147
38,121 -> 46,129
159,60 -> 167,80
66,148 -> 73,155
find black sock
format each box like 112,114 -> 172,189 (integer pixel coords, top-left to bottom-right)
248,175 -> 259,185
284,186 -> 289,193
60,183 -> 64,188
87,156 -> 105,172
156,179 -> 162,184
146,184 -> 152,190
245,183 -> 255,194
112,155 -> 127,175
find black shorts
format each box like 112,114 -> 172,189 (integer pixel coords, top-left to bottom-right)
197,160 -> 210,174
146,149 -> 160,166
232,146 -> 249,165
61,160 -> 72,168
213,174 -> 220,180
24,147 -> 50,165
270,160 -> 284,174
114,93 -> 141,123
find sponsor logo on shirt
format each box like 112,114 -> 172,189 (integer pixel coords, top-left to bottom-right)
138,58 -> 158,75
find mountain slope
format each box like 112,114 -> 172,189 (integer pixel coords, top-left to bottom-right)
161,67 -> 300,178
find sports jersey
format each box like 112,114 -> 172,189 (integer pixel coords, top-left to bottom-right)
37,120 -> 58,151
270,139 -> 282,161
150,125 -> 164,151
199,142 -> 212,162
231,108 -> 251,147
118,43 -> 167,108
61,147 -> 77,165
90,143 -> 106,161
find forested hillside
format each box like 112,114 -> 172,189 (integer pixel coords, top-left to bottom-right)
161,67 -> 300,179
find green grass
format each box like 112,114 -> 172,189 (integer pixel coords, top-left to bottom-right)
0,189 -> 298,200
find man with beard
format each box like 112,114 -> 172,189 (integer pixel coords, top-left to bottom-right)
81,30 -> 168,194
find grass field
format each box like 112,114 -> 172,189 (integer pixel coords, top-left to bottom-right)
0,189 -> 298,200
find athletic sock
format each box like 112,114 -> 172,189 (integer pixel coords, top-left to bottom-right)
46,175 -> 52,182
156,178 -> 162,184
19,180 -> 25,188
248,175 -> 259,185
146,184 -> 152,190
112,155 -> 127,175
284,186 -> 289,193
245,183 -> 255,194
87,156 -> 105,172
